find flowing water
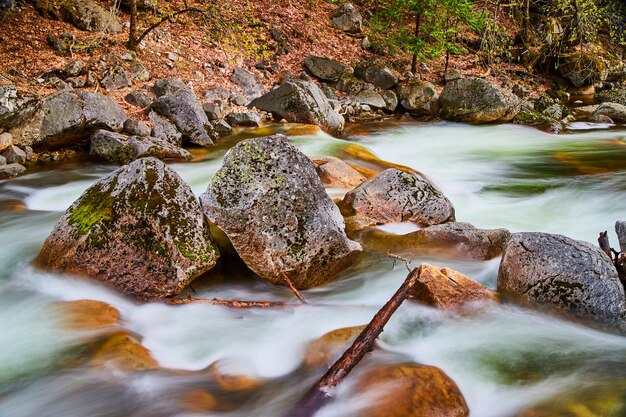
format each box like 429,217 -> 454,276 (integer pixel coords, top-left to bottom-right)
0,121 -> 625,417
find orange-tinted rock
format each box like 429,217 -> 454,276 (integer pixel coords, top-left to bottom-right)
356,364 -> 469,417
180,389 -> 219,413
89,331 -> 159,371
303,325 -> 365,369
311,156 -> 366,189
207,361 -> 262,392
410,264 -> 497,309
60,299 -> 120,330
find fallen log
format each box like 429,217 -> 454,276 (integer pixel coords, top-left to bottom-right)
284,265 -> 424,417
164,297 -> 288,308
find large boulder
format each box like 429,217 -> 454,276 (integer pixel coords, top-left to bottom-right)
89,130 -> 191,164
249,81 -> 345,135
304,56 -> 347,82
354,89 -> 386,109
439,78 -> 520,124
36,158 -> 219,301
397,80 -> 439,115
590,102 -> 626,123
0,81 -> 40,131
151,89 -> 215,146
356,364 -> 469,417
410,263 -> 497,309
60,0 -> 122,34
331,3 -> 362,34
200,135 -> 361,289
9,90 -> 126,149
229,67 -> 264,101
148,110 -> 182,146
340,168 -> 455,231
557,52 -> 608,88
354,59 -> 398,90
498,232 -> 626,328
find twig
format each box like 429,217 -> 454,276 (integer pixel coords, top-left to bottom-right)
282,273 -> 307,304
164,296 -> 288,309
388,252 -> 412,272
283,266 -> 424,417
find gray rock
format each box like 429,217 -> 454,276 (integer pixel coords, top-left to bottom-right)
203,102 -> 222,121
354,89 -> 386,109
65,60 -> 87,77
47,32 -> 74,55
0,83 -> 40,130
36,158 -> 219,301
0,0 -> 14,10
591,102 -> 626,123
66,77 -> 86,89
0,132 -> 12,152
0,163 -> 25,179
125,89 -> 154,108
444,69 -> 464,83
408,222 -> 510,260
200,134 -> 361,289
596,88 -> 626,106
100,66 -> 132,90
616,221 -> 626,253
60,0 -> 122,34
9,90 -> 127,149
304,56 -> 347,82
152,78 -> 189,98
225,111 -> 262,127
2,145 -> 26,164
331,3 -> 362,34
212,119 -> 232,136
498,232 -> 626,328
336,72 -> 367,95
249,80 -> 345,134
354,60 -> 398,90
381,90 -> 398,112
151,90 -> 215,146
397,80 -> 439,115
340,168 -> 455,231
542,103 -> 563,120
0,155 -> 5,166
148,110 -> 182,146
204,87 -> 231,103
46,77 -> 72,91
130,61 -> 151,82
230,67 -> 263,100
123,118 -> 151,137
589,114 -> 614,124
232,95 -> 247,106
439,77 -> 520,124
23,146 -> 32,160
90,130 -> 191,164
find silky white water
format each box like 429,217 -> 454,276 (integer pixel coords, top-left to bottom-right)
0,122 -> 624,417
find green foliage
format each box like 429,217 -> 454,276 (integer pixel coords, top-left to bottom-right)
368,0 -> 484,67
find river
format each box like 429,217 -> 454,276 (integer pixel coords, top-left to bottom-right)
0,121 -> 624,417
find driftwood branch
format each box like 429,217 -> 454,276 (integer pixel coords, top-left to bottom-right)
284,266 -> 424,417
282,273 -> 308,304
128,7 -> 207,50
164,297 -> 287,309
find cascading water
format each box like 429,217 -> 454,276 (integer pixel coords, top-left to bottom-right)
0,121 -> 624,417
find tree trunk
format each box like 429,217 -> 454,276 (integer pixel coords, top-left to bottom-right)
411,12 -> 422,75
128,0 -> 138,50
522,0 -> 531,45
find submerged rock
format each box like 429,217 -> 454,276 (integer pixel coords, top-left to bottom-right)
200,135 -> 361,289
303,325 -> 365,369
311,156 -> 366,189
410,264 -> 497,309
340,168 -> 455,231
249,80 -> 345,135
9,90 -> 126,149
36,158 -> 219,301
356,364 -> 469,417
439,77 -> 520,124
498,232 -> 626,328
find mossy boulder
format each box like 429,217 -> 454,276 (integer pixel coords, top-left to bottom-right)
36,158 -> 219,301
200,134 -> 361,289
498,232 -> 626,329
439,78 -> 520,124
60,0 -> 122,34
355,364 -> 469,417
249,80 -> 345,135
557,52 -> 607,88
340,168 -> 455,231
